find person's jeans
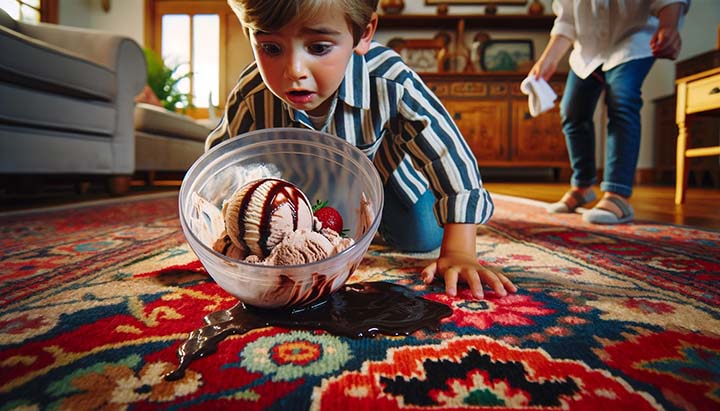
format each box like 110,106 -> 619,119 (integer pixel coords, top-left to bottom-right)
560,57 -> 654,198
378,183 -> 443,252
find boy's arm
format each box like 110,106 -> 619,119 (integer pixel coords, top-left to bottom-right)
422,223 -> 516,299
393,69 -> 514,298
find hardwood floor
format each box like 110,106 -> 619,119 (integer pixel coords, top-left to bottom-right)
484,182 -> 720,230
2,178 -> 719,230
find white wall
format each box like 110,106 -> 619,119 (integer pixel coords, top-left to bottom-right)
59,0 -> 720,170
59,0 -> 144,47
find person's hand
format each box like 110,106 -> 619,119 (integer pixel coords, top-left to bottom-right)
530,55 -> 558,81
421,250 -> 517,299
529,34 -> 572,81
650,26 -> 682,60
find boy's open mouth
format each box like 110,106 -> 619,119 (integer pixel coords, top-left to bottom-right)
286,90 -> 315,104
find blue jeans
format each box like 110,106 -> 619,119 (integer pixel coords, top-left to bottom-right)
560,57 -> 654,197
378,183 -> 443,252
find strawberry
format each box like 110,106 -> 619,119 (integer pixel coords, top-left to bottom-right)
313,200 -> 344,233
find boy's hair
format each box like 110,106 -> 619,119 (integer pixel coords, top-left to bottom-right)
227,0 -> 378,45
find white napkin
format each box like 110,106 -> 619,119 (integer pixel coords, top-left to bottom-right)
520,76 -> 557,117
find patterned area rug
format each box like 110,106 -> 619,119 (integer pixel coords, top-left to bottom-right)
1,192 -> 718,411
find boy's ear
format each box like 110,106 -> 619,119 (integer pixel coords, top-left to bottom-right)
353,12 -> 378,55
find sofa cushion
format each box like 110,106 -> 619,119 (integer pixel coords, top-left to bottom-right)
0,124 -> 116,173
134,103 -> 212,143
0,25 -> 115,101
0,83 -> 116,136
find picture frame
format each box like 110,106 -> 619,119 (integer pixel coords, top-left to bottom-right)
425,0 -> 527,4
388,37 -> 448,73
480,39 -> 534,72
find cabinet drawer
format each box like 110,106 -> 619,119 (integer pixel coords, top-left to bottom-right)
450,82 -> 487,97
686,73 -> 720,114
426,82 -> 450,97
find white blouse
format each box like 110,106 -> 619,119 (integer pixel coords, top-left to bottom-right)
550,0 -> 689,79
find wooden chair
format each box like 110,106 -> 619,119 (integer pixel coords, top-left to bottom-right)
674,53 -> 720,204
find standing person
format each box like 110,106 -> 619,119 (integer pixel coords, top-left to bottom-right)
207,0 -> 517,299
530,0 -> 689,224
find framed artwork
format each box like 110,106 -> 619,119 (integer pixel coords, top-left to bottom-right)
388,37 -> 448,73
425,1 -> 527,4
480,39 -> 534,72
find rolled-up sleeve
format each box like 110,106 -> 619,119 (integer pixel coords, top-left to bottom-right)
550,0 -> 576,41
396,73 -> 494,225
649,0 -> 689,17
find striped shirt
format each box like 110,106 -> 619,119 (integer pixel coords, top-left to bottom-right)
206,41 -> 493,226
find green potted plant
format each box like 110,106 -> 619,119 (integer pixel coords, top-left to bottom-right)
143,48 -> 193,112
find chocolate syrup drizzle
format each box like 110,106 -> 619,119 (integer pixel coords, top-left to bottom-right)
236,179 -> 304,257
165,281 -> 452,381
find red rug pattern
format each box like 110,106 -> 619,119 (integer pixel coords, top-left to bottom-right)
1,193 -> 718,410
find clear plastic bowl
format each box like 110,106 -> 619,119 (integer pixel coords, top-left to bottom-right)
179,128 -> 384,309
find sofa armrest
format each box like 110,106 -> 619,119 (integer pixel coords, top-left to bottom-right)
17,21 -> 145,80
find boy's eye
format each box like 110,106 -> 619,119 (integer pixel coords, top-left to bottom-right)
308,43 -> 332,55
260,43 -> 281,56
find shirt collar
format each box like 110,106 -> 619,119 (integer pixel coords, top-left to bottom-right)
337,50 -> 371,110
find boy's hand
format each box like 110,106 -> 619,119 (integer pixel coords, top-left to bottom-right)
420,223 -> 516,299
422,252 -> 516,299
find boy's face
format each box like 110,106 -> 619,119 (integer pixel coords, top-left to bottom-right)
248,6 -> 367,117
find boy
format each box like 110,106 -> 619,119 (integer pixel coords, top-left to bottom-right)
208,0 -> 517,299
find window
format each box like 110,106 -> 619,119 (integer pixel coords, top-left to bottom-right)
160,13 -> 219,110
0,0 -> 57,23
148,0 -> 253,119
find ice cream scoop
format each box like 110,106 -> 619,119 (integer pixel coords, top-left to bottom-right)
223,178 -> 314,257
265,228 -> 334,265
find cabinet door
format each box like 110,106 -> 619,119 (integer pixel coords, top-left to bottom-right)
511,100 -> 567,162
444,100 -> 508,161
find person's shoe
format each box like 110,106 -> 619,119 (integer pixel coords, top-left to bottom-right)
583,196 -> 634,224
546,189 -> 597,213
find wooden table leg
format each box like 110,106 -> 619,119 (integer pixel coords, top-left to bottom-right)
675,120 -> 689,205
675,82 -> 688,205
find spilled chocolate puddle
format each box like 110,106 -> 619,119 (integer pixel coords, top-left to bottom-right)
165,281 -> 452,381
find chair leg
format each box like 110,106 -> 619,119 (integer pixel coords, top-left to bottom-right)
74,181 -> 92,194
145,170 -> 156,187
107,175 -> 130,195
675,121 -> 688,205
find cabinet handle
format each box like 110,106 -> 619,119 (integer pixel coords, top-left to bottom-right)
524,112 -> 532,120
454,112 -> 462,120
710,87 -> 720,95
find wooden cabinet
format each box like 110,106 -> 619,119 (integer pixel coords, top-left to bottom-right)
444,100 -> 508,160
377,13 -> 568,170
423,72 -> 568,168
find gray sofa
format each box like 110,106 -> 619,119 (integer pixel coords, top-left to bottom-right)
0,9 -> 146,194
133,103 -> 211,182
